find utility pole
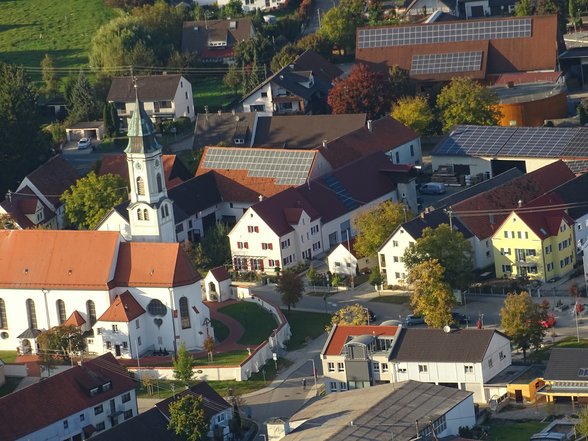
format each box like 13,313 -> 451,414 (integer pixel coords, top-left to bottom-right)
317,8 -> 321,28
445,207 -> 454,230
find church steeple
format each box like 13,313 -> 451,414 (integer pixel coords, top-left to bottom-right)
125,96 -> 162,154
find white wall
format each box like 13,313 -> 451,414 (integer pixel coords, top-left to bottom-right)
442,395 -> 476,436
173,77 -> 195,121
241,83 -> 273,113
379,226 -> 416,286
327,244 -> 358,276
575,214 -> 588,253
387,138 -> 422,167
464,0 -> 490,17
97,211 -> 132,240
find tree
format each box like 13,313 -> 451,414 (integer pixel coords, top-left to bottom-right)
392,95 -> 435,136
295,34 -> 333,58
224,63 -> 244,95
200,223 -> 231,268
514,0 -> 534,15
536,0 -> 560,14
43,123 -> 66,149
406,260 -> 455,328
220,0 -> 244,18
203,335 -> 215,362
37,325 -> 86,360
61,172 -> 127,230
388,66 -> 416,101
500,291 -> 545,361
368,267 -> 383,292
318,0 -> 366,52
578,103 -> 588,126
234,34 -> 273,65
0,214 -> 19,230
167,394 -> 208,441
167,50 -> 198,73
0,62 -> 51,197
66,71 -> 100,124
41,54 -> 58,97
328,64 -> 394,120
577,406 -> 588,438
270,44 -> 303,73
436,77 -> 502,132
276,271 -> 304,312
326,303 -> 369,332
173,342 -> 195,387
403,224 -> 474,290
352,200 -> 409,258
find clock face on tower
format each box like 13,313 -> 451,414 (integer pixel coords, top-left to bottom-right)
135,162 -> 142,170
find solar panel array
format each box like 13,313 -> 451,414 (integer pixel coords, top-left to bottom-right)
202,147 -> 316,185
433,126 -> 588,159
357,18 -> 532,49
324,175 -> 359,210
410,51 -> 483,75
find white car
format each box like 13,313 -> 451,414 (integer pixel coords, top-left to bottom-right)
77,138 -> 92,150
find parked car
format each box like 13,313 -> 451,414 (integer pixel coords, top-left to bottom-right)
451,312 -> 469,325
405,314 -> 425,326
77,138 -> 92,150
366,308 -> 376,323
540,314 -> 557,328
418,182 -> 446,195
554,303 -> 569,312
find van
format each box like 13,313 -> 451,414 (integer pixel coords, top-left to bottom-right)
419,182 -> 446,195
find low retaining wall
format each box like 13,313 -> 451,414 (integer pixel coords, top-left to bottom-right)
132,295 -> 291,382
4,364 -> 27,377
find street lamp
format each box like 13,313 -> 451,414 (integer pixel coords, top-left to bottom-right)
308,358 -> 318,395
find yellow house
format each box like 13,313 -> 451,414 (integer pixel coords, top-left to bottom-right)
492,209 -> 575,282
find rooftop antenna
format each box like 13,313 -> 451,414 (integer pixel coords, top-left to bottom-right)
6,190 -> 12,203
204,105 -> 209,121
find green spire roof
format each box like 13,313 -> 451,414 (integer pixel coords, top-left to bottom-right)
124,97 -> 162,154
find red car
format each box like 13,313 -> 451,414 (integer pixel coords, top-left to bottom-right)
540,314 -> 557,328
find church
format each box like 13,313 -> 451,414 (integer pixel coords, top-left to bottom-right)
0,96 -> 211,358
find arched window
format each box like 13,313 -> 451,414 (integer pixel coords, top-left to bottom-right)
156,173 -> 163,193
0,299 -> 6,329
144,209 -> 149,221
26,299 -> 38,329
137,209 -> 143,220
86,300 -> 96,326
136,177 -> 145,196
179,297 -> 191,329
56,300 -> 66,325
164,205 -> 169,218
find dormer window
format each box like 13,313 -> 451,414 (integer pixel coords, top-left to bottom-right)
90,387 -> 99,397
102,381 -> 111,392
234,138 -> 245,145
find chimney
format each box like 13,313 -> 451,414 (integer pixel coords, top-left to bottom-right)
322,140 -> 327,148
217,109 -> 222,116
232,109 -> 236,116
258,195 -> 263,202
266,418 -> 291,441
518,200 -> 523,208
367,120 -> 373,132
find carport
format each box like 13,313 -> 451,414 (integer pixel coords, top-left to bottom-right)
65,121 -> 104,142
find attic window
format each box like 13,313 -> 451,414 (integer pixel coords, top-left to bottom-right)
102,382 -> 112,392
540,228 -> 548,236
579,368 -> 588,377
90,387 -> 99,397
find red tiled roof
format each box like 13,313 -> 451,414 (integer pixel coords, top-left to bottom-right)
512,209 -> 574,239
98,290 -> 146,322
23,155 -> 80,207
324,325 -> 399,356
0,186 -> 55,229
207,169 -> 292,203
210,266 -> 231,282
98,154 -> 188,190
113,242 -> 201,288
453,161 -> 575,239
0,353 -> 135,441
0,230 -> 120,289
201,47 -> 235,59
319,116 -> 418,169
63,310 -> 86,327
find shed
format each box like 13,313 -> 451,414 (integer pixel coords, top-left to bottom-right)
204,266 -> 232,302
327,239 -> 376,277
65,121 -> 104,142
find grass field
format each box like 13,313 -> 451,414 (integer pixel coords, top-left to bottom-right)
0,0 -> 116,69
281,309 -> 330,350
486,420 -> 546,441
212,318 -> 230,343
193,76 -> 239,113
528,336 -> 588,362
0,351 -> 18,363
218,302 -> 278,346
370,295 -> 410,305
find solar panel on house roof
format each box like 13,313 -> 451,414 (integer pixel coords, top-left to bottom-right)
410,51 -> 483,75
563,127 -> 588,157
357,18 -> 532,49
433,126 -> 515,156
499,127 -> 577,157
202,147 -> 315,185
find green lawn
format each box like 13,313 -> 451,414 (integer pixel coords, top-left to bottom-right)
218,302 -> 278,346
193,77 -> 239,113
370,295 -> 410,305
139,350 -> 248,368
528,337 -> 588,362
281,309 -> 330,350
212,318 -> 230,343
0,351 -> 17,363
486,420 -> 546,441
135,358 -> 293,399
0,0 -> 116,69
0,377 -> 21,397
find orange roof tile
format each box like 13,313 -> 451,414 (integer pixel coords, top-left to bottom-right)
113,242 -> 201,288
63,310 -> 86,327
0,231 -> 120,289
324,325 -> 399,356
208,169 -> 292,203
98,291 -> 145,322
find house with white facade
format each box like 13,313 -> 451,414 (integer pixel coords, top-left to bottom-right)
0,155 -> 79,229
0,353 -> 137,441
107,75 -> 194,129
93,381 -> 233,441
204,267 -> 233,302
321,325 -> 512,403
327,239 -> 377,277
273,380 -> 476,441
0,229 -> 211,358
239,50 -> 342,115
228,152 -> 418,272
